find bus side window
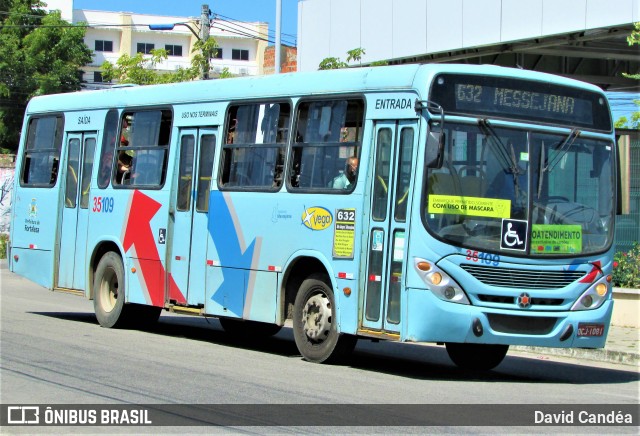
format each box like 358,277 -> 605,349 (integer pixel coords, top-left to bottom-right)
114,110 -> 171,188
97,109 -> 119,189
20,116 -> 63,187
289,99 -> 364,192
220,102 -> 290,190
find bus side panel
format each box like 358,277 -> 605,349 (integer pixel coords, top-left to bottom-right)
127,257 -> 164,307
205,190 -> 362,330
10,188 -> 60,289
206,266 -> 245,318
10,248 -> 54,289
88,189 -> 175,307
243,270 -> 277,323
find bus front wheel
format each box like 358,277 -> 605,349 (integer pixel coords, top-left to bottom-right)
93,252 -> 131,328
292,274 -> 357,363
445,343 -> 509,370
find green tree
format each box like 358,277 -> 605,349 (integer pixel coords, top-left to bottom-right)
0,0 -> 92,153
615,23 -> 640,129
318,47 -> 387,70
102,38 -> 224,84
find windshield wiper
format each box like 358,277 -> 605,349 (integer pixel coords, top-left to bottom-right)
478,119 -> 526,203
542,128 -> 581,173
478,119 -> 519,174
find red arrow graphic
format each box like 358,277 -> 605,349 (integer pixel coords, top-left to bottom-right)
123,190 -> 186,306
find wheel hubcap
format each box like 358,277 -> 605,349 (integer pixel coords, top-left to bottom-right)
301,293 -> 331,342
99,267 -> 118,313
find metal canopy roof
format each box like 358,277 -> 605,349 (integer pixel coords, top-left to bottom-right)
388,24 -> 639,91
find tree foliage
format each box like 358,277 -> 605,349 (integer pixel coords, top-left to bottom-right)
318,47 -> 388,70
615,22 -> 640,129
101,38 -> 227,84
0,0 -> 92,152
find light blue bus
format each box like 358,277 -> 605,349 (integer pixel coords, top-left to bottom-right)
9,64 -> 616,369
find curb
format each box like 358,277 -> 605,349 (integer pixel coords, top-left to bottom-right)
513,345 -> 640,367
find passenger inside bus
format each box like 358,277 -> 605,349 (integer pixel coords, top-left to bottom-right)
116,151 -> 132,183
331,156 -> 358,189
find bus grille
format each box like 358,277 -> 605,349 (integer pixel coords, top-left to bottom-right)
460,264 -> 585,290
477,295 -> 565,306
487,314 -> 557,335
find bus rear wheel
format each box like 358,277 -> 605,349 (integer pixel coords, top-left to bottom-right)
93,252 -> 131,328
445,343 -> 509,370
292,274 -> 357,363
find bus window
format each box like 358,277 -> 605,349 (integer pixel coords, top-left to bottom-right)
79,137 -> 95,208
289,99 -> 364,191
196,134 -> 216,212
115,110 -> 172,188
177,135 -> 195,211
220,102 -> 289,190
65,138 -> 80,207
20,116 -> 63,187
97,110 -> 118,189
394,127 -> 415,222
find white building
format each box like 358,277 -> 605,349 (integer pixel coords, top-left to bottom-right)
297,0 -> 639,90
43,1 -> 268,86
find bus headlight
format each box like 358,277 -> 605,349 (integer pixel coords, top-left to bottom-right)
414,258 -> 470,305
570,278 -> 610,311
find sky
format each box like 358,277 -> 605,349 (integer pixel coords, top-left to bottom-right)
73,0 -> 299,46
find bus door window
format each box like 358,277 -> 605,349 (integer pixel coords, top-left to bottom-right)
394,127 -> 415,222
196,134 -> 216,211
289,99 -> 364,191
65,138 -> 80,207
372,128 -> 392,221
79,137 -> 96,209
220,102 -> 290,190
177,135 -> 195,211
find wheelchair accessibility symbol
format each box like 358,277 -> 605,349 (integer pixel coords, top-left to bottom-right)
501,219 -> 527,251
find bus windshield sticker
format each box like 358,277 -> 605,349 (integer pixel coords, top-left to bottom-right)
500,219 -> 527,251
333,208 -> 356,259
301,206 -> 333,231
393,231 -> 405,262
531,224 -> 582,254
428,195 -> 511,219
372,229 -> 384,252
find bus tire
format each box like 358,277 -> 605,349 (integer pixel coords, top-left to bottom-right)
93,252 -> 131,328
219,318 -> 282,339
292,273 -> 357,363
445,343 -> 509,370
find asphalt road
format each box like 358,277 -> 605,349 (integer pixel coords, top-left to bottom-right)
1,263 -> 638,433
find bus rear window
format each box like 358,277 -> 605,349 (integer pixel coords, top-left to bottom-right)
20,116 -> 64,187
289,98 -> 364,192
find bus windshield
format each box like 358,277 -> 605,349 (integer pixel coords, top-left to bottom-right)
424,122 -> 615,257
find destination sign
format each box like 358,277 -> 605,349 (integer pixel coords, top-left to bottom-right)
429,74 -> 611,131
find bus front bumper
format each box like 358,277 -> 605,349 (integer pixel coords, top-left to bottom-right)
404,287 -> 613,349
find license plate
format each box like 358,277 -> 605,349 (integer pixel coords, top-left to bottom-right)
577,323 -> 605,337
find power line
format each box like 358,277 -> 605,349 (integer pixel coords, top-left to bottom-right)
213,12 -> 297,42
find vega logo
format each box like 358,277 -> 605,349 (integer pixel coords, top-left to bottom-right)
301,206 -> 333,231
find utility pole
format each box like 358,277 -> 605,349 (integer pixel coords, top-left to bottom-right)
275,0 -> 282,74
200,4 -> 211,79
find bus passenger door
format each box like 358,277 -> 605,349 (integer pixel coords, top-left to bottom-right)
362,121 -> 417,333
58,132 -> 96,290
168,128 -> 217,306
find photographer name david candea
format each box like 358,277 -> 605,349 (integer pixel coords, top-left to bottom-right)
534,409 -> 634,424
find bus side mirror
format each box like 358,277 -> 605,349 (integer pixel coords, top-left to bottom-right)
426,129 -> 445,169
